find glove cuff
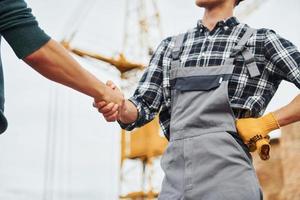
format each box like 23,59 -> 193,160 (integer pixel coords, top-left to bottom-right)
261,112 -> 280,135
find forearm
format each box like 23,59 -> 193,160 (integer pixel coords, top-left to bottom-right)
273,94 -> 300,127
24,39 -> 106,101
119,100 -> 138,124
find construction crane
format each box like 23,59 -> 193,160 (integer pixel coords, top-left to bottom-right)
61,0 -> 162,74
60,44 -> 144,73
117,1 -> 166,198
119,117 -> 167,200
60,0 -> 166,199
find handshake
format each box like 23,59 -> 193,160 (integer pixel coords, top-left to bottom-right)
96,81 -> 280,161
93,81 -> 137,124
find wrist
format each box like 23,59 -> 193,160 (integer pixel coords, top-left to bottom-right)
261,112 -> 280,135
119,100 -> 138,124
94,84 -> 107,102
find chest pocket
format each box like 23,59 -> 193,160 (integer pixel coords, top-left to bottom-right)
170,75 -> 229,92
171,75 -> 223,91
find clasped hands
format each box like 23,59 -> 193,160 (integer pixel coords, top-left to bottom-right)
93,81 -> 137,124
93,81 -> 125,122
95,80 -> 279,161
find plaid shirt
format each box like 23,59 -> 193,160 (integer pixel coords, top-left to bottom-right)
120,17 -> 300,138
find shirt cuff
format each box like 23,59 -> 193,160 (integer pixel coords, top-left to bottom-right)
118,97 -> 145,131
2,23 -> 51,59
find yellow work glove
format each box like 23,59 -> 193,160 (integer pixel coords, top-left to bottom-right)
236,113 -> 280,160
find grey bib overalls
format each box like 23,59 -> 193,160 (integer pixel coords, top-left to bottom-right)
158,28 -> 263,200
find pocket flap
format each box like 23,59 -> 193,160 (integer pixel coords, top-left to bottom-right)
170,75 -> 230,91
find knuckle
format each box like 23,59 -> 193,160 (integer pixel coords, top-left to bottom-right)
98,109 -> 104,113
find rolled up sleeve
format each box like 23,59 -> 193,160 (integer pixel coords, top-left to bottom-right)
264,29 -> 300,88
118,39 -> 168,131
0,0 -> 50,59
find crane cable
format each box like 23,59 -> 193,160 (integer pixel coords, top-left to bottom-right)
61,0 -> 97,45
43,86 -> 59,200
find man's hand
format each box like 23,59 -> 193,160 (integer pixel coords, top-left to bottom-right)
99,81 -> 125,108
93,81 -> 138,124
93,81 -> 124,122
236,113 -> 280,160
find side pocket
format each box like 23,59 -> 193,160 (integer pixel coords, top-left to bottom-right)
225,131 -> 252,164
160,143 -> 171,172
183,138 -> 193,191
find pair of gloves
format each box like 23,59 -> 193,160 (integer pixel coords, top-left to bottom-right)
236,113 -> 280,160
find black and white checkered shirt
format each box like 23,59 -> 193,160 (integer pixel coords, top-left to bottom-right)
120,17 -> 300,138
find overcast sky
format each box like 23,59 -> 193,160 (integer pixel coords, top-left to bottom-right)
0,0 -> 299,199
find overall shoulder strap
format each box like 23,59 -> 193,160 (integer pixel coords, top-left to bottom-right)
171,33 -> 185,69
232,28 -> 256,53
226,27 -> 260,78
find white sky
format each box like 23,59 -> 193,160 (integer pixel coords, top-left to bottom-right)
0,0 -> 299,199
